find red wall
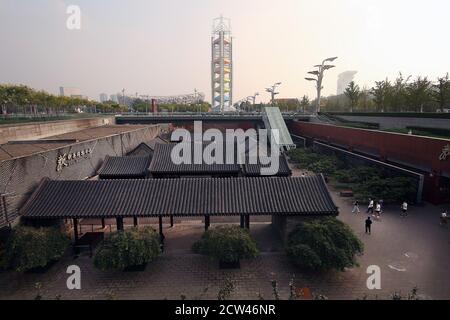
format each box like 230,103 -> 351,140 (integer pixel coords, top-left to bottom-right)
289,122 -> 450,204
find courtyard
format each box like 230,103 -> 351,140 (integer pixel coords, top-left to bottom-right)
0,162 -> 448,300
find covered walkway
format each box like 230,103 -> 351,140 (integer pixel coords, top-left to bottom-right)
20,175 -> 338,243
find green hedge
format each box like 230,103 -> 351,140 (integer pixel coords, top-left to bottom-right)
287,148 -> 417,203
192,225 -> 259,263
2,226 -> 70,272
286,218 -> 363,272
94,227 -> 160,271
287,148 -> 343,176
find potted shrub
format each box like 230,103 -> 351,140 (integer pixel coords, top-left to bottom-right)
2,225 -> 70,273
192,225 -> 259,269
93,227 -> 160,271
286,217 -> 363,272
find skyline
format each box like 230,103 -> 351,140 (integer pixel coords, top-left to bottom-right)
0,0 -> 449,103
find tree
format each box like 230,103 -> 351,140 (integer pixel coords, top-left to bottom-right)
371,79 -> 391,112
131,98 -> 149,112
94,227 -> 160,271
2,226 -> 70,272
192,225 -> 259,264
388,73 -> 411,112
358,86 -> 372,111
433,73 -> 450,112
286,217 -> 363,272
406,76 -> 433,112
344,81 -> 361,112
299,95 -> 310,113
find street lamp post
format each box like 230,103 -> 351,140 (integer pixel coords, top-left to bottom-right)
305,57 -> 337,114
266,82 -> 281,106
250,92 -> 259,107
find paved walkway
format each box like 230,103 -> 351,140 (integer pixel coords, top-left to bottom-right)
0,162 -> 449,300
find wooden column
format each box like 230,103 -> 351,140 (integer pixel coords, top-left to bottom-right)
240,215 -> 245,228
133,217 -> 138,227
205,215 -> 210,231
245,215 -> 250,229
116,217 -> 124,231
101,218 -> 106,229
73,218 -> 79,242
170,215 -> 174,227
159,216 -> 164,242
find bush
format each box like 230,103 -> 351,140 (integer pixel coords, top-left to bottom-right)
94,227 -> 160,271
2,226 -> 70,272
334,167 -> 380,184
307,158 -> 338,176
355,176 -> 417,203
192,225 -> 259,263
286,218 -> 363,272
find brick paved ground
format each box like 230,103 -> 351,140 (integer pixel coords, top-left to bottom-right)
0,162 -> 449,300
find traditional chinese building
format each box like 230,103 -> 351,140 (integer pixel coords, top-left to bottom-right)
0,125 -> 161,228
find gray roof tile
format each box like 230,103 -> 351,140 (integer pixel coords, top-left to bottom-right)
21,175 -> 338,219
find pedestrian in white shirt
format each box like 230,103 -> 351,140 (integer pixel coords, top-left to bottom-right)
375,202 -> 381,219
440,210 -> 448,227
352,200 -> 360,214
367,199 -> 374,214
401,201 -> 408,217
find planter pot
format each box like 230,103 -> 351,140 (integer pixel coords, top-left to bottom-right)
124,263 -> 147,272
219,260 -> 240,269
25,260 -> 57,274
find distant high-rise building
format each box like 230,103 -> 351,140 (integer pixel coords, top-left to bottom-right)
337,71 -> 358,95
211,16 -> 233,112
59,86 -> 82,97
110,95 -> 119,103
99,93 -> 108,102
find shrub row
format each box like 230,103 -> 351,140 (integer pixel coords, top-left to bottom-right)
1,221 -> 362,275
287,148 -> 417,203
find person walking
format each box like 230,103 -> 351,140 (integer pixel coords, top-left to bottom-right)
365,217 -> 372,234
379,199 -> 384,213
375,202 -> 382,219
367,198 -> 374,214
440,210 -> 448,227
401,201 -> 408,217
352,200 -> 360,214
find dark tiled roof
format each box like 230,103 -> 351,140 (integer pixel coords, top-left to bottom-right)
149,143 -> 241,175
243,155 -> 292,177
127,143 -> 154,157
21,175 -> 338,219
97,155 -> 151,178
147,137 -> 169,149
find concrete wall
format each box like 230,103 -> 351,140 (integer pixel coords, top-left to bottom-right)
0,117 -> 114,144
0,125 -> 160,228
336,115 -> 450,130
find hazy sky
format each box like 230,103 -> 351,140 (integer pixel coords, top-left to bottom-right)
1,0 -> 449,103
